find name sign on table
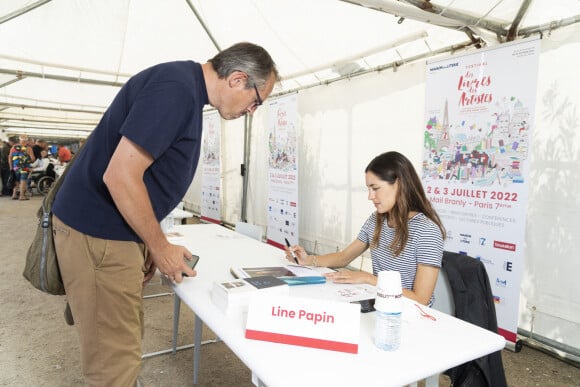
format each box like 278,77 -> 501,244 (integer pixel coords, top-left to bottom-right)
245,293 -> 360,353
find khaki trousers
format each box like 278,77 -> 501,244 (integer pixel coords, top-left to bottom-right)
53,215 -> 146,387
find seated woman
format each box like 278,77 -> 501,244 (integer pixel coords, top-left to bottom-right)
30,149 -> 50,172
285,151 -> 446,306
28,150 -> 54,191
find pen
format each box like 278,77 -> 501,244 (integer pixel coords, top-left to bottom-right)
285,238 -> 299,264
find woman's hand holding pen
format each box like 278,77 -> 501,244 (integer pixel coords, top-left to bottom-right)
284,244 -> 309,265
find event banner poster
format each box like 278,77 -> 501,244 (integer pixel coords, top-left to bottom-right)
266,93 -> 299,249
200,111 -> 222,224
422,38 -> 540,343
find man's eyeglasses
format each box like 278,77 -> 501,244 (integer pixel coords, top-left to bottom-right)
252,83 -> 263,107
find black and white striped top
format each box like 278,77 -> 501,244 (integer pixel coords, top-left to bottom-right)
358,212 -> 443,303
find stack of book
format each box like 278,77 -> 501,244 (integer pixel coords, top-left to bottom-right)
211,276 -> 289,316
230,264 -> 334,284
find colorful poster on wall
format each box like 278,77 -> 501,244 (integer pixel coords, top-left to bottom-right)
200,111 -> 222,224
266,93 -> 299,249
422,38 -> 540,343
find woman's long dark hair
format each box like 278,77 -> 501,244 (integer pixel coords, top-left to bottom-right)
365,151 -> 446,256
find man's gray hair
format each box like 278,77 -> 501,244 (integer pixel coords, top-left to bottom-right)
209,42 -> 279,89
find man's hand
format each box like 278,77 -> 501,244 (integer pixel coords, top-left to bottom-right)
150,242 -> 196,283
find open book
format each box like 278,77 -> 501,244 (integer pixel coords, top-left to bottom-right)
230,265 -> 377,302
230,265 -> 335,285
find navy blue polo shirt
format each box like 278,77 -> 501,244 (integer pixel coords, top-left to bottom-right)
53,61 -> 208,242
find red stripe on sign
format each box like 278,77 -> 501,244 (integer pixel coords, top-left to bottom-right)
200,216 -> 221,224
498,327 -> 516,343
267,239 -> 285,250
246,329 -> 358,354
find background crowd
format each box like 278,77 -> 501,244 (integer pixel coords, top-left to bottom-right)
1,134 -> 76,199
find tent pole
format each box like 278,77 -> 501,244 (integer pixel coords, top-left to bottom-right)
0,0 -> 53,25
506,0 -> 533,41
0,102 -> 103,115
184,0 -> 221,52
0,125 -> 93,135
0,68 -> 124,87
241,114 -> 252,222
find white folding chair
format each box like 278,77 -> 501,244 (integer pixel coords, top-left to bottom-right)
432,266 -> 455,315
420,267 -> 455,387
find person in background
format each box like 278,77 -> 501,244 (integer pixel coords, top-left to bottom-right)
8,134 -> 35,200
57,144 -> 72,164
32,139 -> 49,160
52,42 -> 279,386
286,151 -> 446,306
27,149 -> 52,192
0,137 -> 16,196
30,149 -> 50,172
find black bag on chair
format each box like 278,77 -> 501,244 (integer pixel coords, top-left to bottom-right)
441,251 -> 508,387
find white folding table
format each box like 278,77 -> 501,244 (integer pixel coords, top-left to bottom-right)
171,223 -> 505,386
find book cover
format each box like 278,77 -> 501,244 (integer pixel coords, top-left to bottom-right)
243,276 -> 287,289
230,265 -> 334,280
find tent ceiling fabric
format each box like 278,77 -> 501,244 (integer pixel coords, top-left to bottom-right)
0,0 -> 579,140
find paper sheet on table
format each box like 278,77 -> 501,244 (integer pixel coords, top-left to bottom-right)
290,281 -> 377,303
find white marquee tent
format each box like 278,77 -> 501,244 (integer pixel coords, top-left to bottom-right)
1,0 -> 579,361
1,0 -> 578,140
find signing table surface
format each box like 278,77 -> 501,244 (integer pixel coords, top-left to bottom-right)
171,223 -> 505,387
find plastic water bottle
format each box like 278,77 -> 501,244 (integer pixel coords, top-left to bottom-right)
374,271 -> 403,351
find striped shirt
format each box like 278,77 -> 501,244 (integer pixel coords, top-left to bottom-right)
358,212 -> 443,304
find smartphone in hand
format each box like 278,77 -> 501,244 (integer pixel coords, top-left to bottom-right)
183,254 -> 200,277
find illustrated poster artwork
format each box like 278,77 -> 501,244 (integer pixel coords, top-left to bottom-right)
266,93 -> 299,249
422,38 -> 540,343
200,111 -> 222,224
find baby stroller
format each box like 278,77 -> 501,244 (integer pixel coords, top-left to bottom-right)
27,163 -> 56,196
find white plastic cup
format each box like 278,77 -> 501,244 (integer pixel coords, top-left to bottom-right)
375,271 -> 403,311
